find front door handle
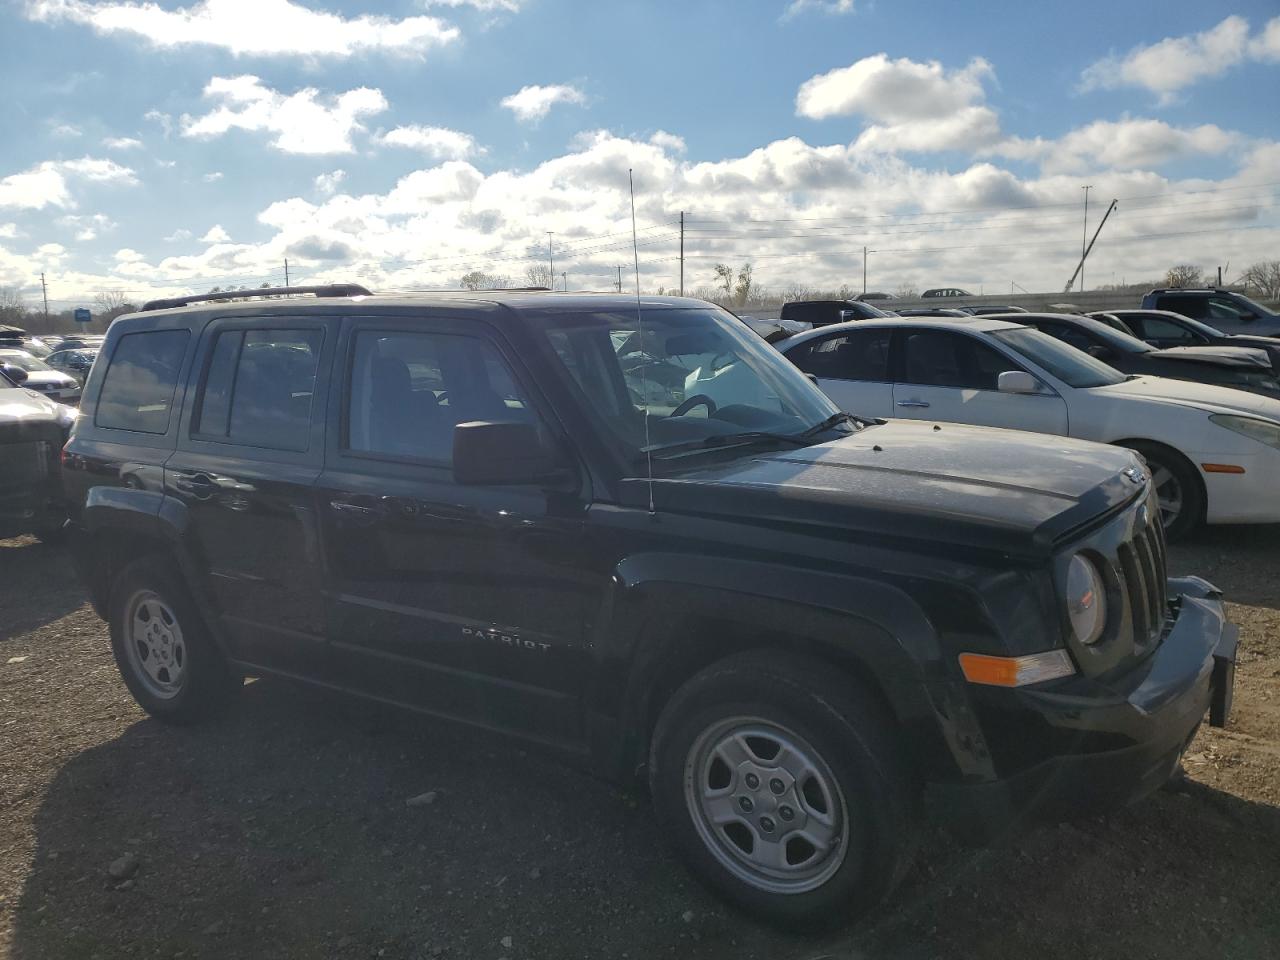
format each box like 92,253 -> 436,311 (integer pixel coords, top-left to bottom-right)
896,400 -> 930,408
329,499 -> 380,522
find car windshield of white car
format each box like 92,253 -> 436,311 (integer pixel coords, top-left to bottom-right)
991,328 -> 1127,388
537,306 -> 841,466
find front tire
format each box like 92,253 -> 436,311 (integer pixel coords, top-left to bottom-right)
649,652 -> 917,931
108,557 -> 240,724
1122,441 -> 1204,541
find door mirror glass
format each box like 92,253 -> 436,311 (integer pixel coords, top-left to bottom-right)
838,310 -> 856,323
453,420 -> 562,485
1086,345 -> 1112,360
0,363 -> 29,384
997,370 -> 1041,394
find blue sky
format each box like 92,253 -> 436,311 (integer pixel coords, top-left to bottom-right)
2,0 -> 1279,307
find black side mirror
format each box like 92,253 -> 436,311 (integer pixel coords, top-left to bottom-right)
453,420 -> 564,485
1087,345 -> 1112,360
0,363 -> 28,384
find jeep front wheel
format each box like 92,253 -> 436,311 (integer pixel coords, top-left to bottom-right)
649,652 -> 917,930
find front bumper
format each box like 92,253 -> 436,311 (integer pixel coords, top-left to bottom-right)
930,576 -> 1237,840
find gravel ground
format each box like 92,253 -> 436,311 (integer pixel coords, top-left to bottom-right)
1,528 -> 1277,960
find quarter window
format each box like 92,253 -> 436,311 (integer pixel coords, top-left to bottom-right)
193,328 -> 323,452
95,330 -> 190,434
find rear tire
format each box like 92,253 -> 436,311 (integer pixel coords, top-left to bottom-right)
108,557 -> 240,724
1122,441 -> 1204,542
649,651 -> 917,931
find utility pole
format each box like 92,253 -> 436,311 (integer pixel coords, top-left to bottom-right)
1080,185 -> 1092,292
862,247 -> 867,295
616,265 -> 622,293
40,273 -> 49,322
546,232 -> 555,288
562,271 -> 567,292
679,211 -> 685,296
284,259 -> 290,288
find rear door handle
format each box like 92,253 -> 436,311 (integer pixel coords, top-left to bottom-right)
896,400 -> 930,408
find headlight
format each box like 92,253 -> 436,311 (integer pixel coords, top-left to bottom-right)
1209,414 -> 1280,451
1066,554 -> 1106,646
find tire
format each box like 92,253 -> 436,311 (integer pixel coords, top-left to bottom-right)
649,651 -> 917,931
108,556 -> 240,724
1122,441 -> 1205,542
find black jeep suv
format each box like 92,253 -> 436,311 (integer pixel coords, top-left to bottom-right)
63,286 -> 1236,928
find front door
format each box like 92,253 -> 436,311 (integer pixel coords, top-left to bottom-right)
891,328 -> 1069,435
167,318 -> 335,676
315,318 -> 595,746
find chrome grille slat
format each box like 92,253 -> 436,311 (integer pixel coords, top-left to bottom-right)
1133,528 -> 1162,636
1117,542 -> 1149,642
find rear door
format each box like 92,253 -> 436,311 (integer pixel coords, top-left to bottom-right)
1124,314 -> 1209,348
785,328 -> 894,418
167,318 -> 335,677
892,329 -> 1068,435
315,316 -> 596,746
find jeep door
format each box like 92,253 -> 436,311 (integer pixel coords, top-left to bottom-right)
891,328 -> 1069,435
784,328 -> 894,418
167,318 -> 336,676
315,317 -> 593,746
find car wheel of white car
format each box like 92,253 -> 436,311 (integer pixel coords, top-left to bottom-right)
1123,441 -> 1204,542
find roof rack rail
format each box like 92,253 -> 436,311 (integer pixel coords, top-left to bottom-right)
141,283 -> 372,312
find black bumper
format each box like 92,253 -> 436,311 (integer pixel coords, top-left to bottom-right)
930,576 -> 1237,840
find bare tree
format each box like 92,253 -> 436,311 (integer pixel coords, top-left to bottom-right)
460,270 -> 507,290
711,263 -> 756,309
1165,265 -> 1204,288
894,282 -> 919,299
835,284 -> 858,301
1238,260 -> 1280,300
781,283 -> 814,303
524,264 -> 554,288
0,286 -> 27,325
94,289 -> 135,321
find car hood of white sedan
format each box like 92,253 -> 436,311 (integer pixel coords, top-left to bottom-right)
1093,374 -> 1280,421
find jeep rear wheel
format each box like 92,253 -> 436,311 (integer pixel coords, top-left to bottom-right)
108,557 -> 240,724
650,652 -> 917,931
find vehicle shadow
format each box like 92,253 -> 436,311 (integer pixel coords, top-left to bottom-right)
9,679 -> 1280,960
1168,523 -> 1280,610
0,537 -> 89,643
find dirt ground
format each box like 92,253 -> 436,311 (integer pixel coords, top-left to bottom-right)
1,528 -> 1277,960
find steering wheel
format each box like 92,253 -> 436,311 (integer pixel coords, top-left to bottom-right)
669,394 -> 717,418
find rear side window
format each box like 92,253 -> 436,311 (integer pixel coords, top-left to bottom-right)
95,330 -> 190,434
901,330 -> 1019,390
193,328 -> 323,452
791,330 -> 892,382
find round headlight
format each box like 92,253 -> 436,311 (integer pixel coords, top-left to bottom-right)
1066,554 -> 1107,646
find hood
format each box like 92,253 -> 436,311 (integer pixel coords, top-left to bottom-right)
19,371 -> 78,386
620,420 -> 1145,557
1095,375 -> 1280,420
0,387 -> 65,429
1148,345 -> 1272,369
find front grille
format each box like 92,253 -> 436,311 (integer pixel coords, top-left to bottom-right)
1115,501 -> 1168,646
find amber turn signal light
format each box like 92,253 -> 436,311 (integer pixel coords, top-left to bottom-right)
959,650 -> 1075,687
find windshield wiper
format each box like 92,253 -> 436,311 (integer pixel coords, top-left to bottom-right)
648,412 -> 879,460
797,411 -> 881,438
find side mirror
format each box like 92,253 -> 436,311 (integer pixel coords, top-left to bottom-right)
997,370 -> 1042,394
453,420 -> 563,486
838,309 -> 856,323
1086,345 -> 1112,360
0,363 -> 28,384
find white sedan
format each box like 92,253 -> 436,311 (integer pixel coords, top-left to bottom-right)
773,316 -> 1280,538
0,349 -> 82,404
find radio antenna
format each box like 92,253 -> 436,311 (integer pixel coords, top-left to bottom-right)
629,168 -> 656,516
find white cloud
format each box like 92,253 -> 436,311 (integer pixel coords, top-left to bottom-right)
796,54 -> 1000,153
103,136 -> 143,150
114,248 -> 145,262
25,0 -> 461,58
0,157 -> 136,210
182,75 -> 388,154
145,109 -> 174,137
164,228 -> 193,242
58,213 -> 116,241
203,171 -> 224,182
500,83 -> 586,123
380,125 -> 479,159
314,170 -> 346,197
992,118 -> 1241,174
50,123 -> 82,138
649,130 -> 686,154
200,225 -> 230,243
783,0 -> 854,19
0,224 -> 19,239
1080,15 -> 1280,102
424,0 -> 521,10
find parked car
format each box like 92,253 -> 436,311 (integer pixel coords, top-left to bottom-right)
738,315 -> 811,343
0,349 -> 83,403
1141,287 -> 1280,334
779,299 -> 892,327
0,334 -> 54,358
921,287 -> 972,298
1091,309 -> 1280,370
0,366 -> 74,540
854,292 -> 894,301
1007,313 -> 1280,402
778,315 -> 1280,538
44,347 -> 100,385
61,286 -> 1235,929
890,307 -> 971,318
960,304 -> 1029,315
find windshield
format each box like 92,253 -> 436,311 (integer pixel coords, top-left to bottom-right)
537,306 -> 842,466
992,328 -> 1127,388
0,352 -> 52,373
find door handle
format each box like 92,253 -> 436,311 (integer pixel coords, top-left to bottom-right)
896,400 -> 930,408
329,499 -> 380,521
173,472 -> 255,498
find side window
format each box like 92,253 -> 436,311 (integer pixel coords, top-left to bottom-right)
1207,297 -> 1252,321
792,330 -> 892,382
192,328 -> 323,452
902,331 -> 1018,390
1157,296 -> 1206,319
1137,316 -> 1196,342
1035,322 -> 1098,354
346,331 -> 535,465
95,330 -> 190,434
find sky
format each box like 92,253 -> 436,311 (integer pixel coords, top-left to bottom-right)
1,0 -> 1279,311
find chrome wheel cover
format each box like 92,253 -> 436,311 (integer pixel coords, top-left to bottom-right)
123,589 -> 188,700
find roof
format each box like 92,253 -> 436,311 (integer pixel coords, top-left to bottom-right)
779,315 -> 1027,348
